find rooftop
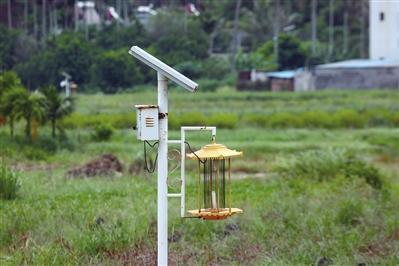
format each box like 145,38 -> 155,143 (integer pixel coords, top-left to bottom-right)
266,70 -> 296,79
317,59 -> 399,69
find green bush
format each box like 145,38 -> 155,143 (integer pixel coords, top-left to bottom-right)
34,136 -> 58,153
267,112 -> 304,128
201,57 -> 231,80
334,109 -> 366,128
208,113 -> 238,129
243,113 -> 268,127
62,113 -> 135,130
365,109 -> 393,127
174,61 -> 202,79
178,112 -> 207,127
23,147 -> 49,160
389,112 -> 399,126
92,123 -> 114,141
277,149 -> 383,189
277,148 -> 348,181
197,79 -> 221,92
0,160 -> 20,200
344,158 -> 383,189
91,48 -> 144,94
301,111 -> 336,128
336,200 -> 364,226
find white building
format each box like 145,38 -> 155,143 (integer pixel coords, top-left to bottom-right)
369,0 -> 399,60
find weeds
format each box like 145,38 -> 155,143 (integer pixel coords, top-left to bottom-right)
277,149 -> 383,189
0,160 -> 20,200
92,123 -> 114,141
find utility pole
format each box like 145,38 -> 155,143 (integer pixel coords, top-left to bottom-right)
42,0 -> 47,44
311,0 -> 318,55
328,0 -> 335,60
75,0 -> 79,32
24,0 -> 28,33
7,0 -> 12,29
343,0 -> 349,55
274,0 -> 281,67
34,2 -> 38,39
360,0 -> 367,58
231,0 -> 242,71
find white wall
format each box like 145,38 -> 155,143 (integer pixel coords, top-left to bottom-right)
369,0 -> 399,60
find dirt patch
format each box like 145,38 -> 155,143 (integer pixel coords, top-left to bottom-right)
128,159 -> 145,176
358,236 -> 398,257
232,239 -> 262,264
66,154 -> 124,178
105,244 -> 191,266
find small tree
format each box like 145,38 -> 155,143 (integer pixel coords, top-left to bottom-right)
13,90 -> 47,141
41,86 -> 74,138
257,33 -> 308,70
0,72 -> 24,136
0,88 -> 25,137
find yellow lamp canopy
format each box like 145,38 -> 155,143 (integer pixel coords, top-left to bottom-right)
186,142 -> 242,160
187,142 -> 243,220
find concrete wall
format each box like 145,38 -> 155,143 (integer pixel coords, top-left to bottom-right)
294,70 -> 315,91
369,0 -> 399,60
270,78 -> 294,92
314,67 -> 399,89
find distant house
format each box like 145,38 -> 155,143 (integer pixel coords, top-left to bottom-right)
309,59 -> 399,90
239,59 -> 399,91
267,71 -> 295,92
237,70 -> 296,91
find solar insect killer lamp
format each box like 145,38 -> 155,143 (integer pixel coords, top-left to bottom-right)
129,46 -> 243,266
187,141 -> 243,220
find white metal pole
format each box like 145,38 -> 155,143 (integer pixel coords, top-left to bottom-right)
180,127 -> 185,217
157,72 -> 168,266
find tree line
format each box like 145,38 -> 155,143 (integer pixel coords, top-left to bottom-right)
0,0 -> 369,93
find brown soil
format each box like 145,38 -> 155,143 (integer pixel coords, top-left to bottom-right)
66,154 -> 124,178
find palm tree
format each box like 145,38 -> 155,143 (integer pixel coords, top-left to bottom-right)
42,86 -> 74,138
0,88 -> 26,137
0,72 -> 23,137
14,90 -> 47,141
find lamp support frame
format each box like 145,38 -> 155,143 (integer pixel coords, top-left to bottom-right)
158,73 -> 216,265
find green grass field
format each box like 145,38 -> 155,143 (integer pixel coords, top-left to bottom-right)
1,89 -> 399,265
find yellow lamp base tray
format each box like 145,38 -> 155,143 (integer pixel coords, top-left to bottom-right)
188,208 -> 243,220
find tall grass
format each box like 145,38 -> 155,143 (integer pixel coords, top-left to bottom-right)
276,149 -> 383,189
0,160 -> 20,200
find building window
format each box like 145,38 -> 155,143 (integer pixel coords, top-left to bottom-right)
380,12 -> 384,21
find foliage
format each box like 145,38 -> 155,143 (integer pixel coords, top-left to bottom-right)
92,123 -> 114,141
336,200 -> 364,226
0,71 -> 21,98
13,90 -> 47,140
15,32 -> 96,90
208,113 -> 238,129
0,25 -> 18,70
41,86 -> 74,137
277,149 -> 384,189
91,48 -> 144,93
94,22 -> 148,50
0,160 -> 20,200
257,33 -> 308,70
147,10 -> 208,65
0,72 -> 24,136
